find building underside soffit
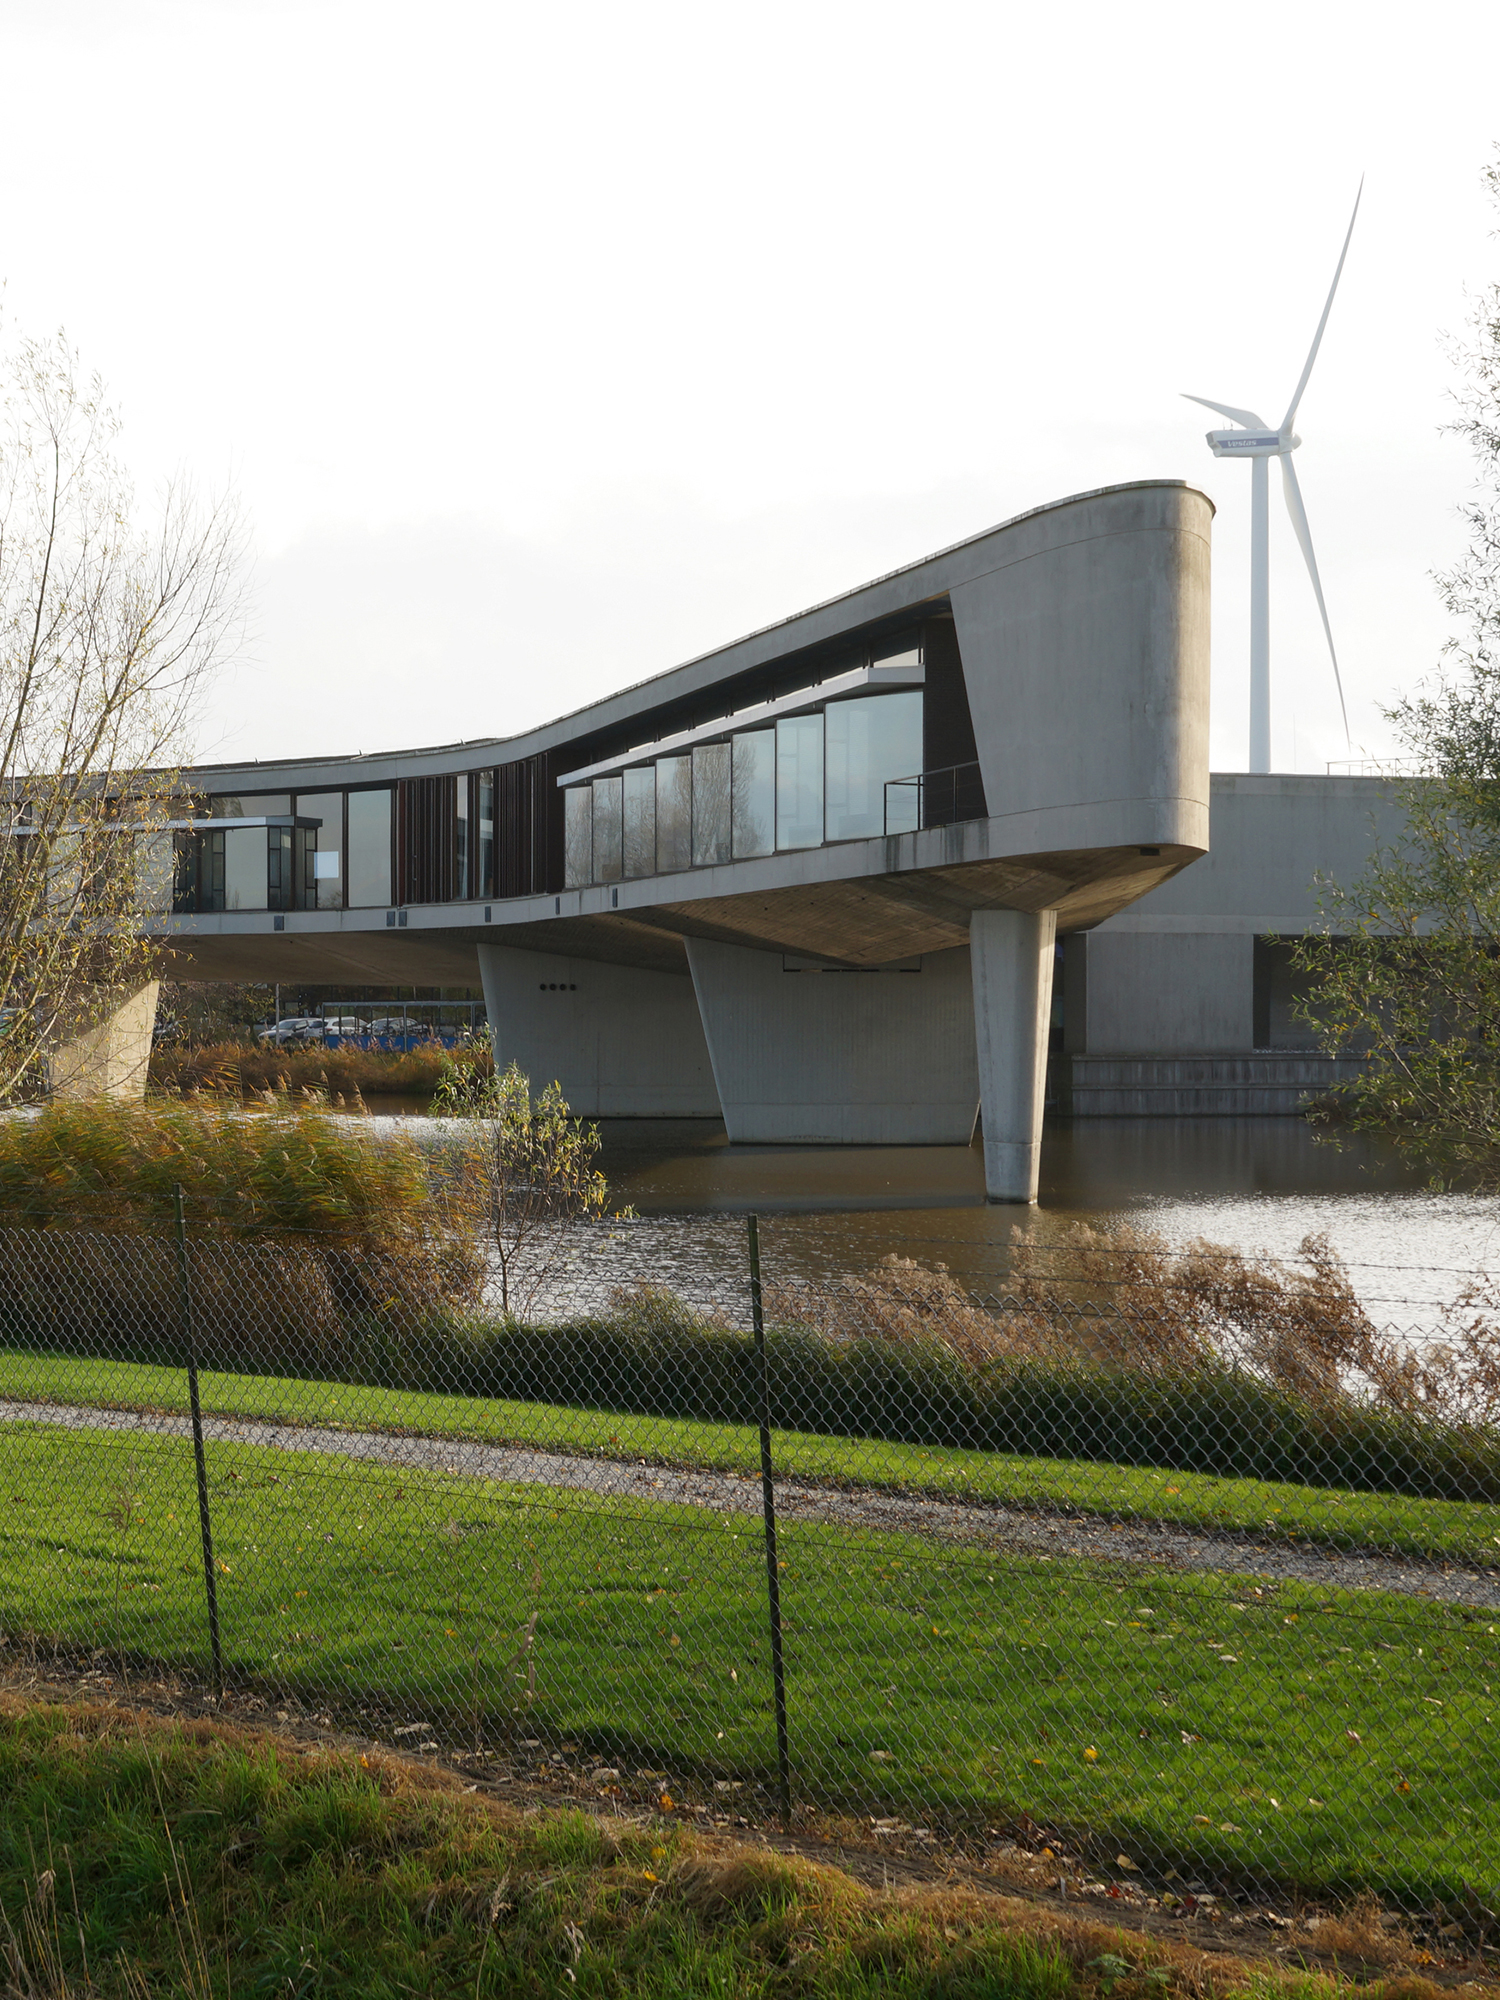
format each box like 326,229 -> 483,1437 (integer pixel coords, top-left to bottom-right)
159,848 -> 1194,982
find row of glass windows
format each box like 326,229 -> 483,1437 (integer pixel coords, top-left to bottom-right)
564,691 -> 923,889
173,790 -> 396,912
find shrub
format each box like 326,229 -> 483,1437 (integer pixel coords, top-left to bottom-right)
0,1096 -> 485,1334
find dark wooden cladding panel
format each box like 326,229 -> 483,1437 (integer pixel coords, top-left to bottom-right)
494,752 -> 567,898
534,750 -> 566,895
398,774 -> 457,904
496,760 -> 531,899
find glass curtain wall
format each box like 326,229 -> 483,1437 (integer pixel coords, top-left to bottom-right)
297,793 -> 344,909
732,730 -> 775,858
623,766 -> 656,878
592,776 -> 624,882
564,788 -> 592,888
691,744 -> 731,866
776,713 -> 824,850
560,688 -> 924,886
455,781 -> 470,896
656,756 -> 692,873
478,773 -> 496,897
223,828 -> 267,910
825,691 -> 923,839
346,789 -> 393,907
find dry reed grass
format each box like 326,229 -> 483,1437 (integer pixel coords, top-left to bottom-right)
0,1097 -> 490,1336
771,1225 -> 1500,1432
149,1038 -> 491,1100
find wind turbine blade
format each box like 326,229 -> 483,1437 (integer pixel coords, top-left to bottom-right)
1280,454 -> 1351,747
1182,393 -> 1271,429
1279,178 -> 1363,435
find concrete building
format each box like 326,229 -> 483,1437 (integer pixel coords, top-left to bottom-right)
96,476 -> 1395,1187
1060,772 -> 1400,1114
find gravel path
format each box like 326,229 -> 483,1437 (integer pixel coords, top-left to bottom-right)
7,1395 -> 1499,1608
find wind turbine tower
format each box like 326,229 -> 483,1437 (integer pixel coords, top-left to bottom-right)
1185,186 -> 1360,773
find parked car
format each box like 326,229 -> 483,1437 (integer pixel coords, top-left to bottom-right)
256,1017 -> 324,1045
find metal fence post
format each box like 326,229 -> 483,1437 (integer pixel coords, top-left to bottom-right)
747,1212 -> 792,1828
173,1184 -> 224,1702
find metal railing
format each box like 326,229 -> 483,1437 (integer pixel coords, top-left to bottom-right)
883,760 -> 986,834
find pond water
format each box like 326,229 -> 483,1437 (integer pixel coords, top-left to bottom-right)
362,1106 -> 1495,1332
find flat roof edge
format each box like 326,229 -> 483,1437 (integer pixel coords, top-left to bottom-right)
187,479 -> 1212,782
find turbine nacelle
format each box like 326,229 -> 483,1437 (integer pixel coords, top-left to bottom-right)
1204,428 -> 1299,458
1181,179 -> 1362,764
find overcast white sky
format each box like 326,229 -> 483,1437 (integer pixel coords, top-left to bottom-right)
3,0 -> 1497,775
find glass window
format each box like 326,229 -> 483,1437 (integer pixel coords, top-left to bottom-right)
135,832 -> 174,913
825,691 -> 924,840
211,794 -> 290,820
691,743 -> 731,867
455,780 -> 470,897
592,775 -> 623,882
564,788 -> 593,888
200,830 -> 225,910
776,713 -> 824,850
623,766 -> 656,879
347,788 -> 393,906
223,825 -> 267,909
267,825 -> 294,911
656,755 -> 692,873
732,729 -> 775,858
478,772 -> 495,897
296,792 -> 344,910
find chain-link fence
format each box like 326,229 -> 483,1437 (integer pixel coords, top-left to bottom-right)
3,1211 -> 1499,1926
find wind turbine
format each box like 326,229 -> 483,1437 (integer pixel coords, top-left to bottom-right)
1184,184 -> 1360,773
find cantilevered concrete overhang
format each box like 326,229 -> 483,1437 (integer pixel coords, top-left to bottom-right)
158,478 -> 1213,977
137,477 -> 1213,1200
160,822 -> 1202,983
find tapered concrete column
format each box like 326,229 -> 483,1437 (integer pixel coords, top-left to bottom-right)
686,937 -> 980,1144
970,911 -> 1056,1202
476,944 -> 719,1118
44,981 -> 160,1101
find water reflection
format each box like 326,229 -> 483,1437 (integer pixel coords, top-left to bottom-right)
356,1105 -> 1496,1330
587,1115 -> 1495,1327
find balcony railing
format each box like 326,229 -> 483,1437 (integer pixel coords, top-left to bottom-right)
882,761 -> 986,835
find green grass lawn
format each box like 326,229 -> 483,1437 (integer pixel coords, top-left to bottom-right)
5,1344 -> 1500,1564
2,1415 -> 1497,1907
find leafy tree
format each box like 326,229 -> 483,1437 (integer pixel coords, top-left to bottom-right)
431,1042 -> 617,1315
1294,155 -> 1500,1186
0,323 -> 245,1100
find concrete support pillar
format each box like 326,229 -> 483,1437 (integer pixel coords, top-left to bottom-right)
685,937 -> 979,1144
44,981 -> 160,1101
475,944 -> 719,1118
970,910 -> 1056,1203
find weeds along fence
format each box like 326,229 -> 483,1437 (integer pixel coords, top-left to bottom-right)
4,1213 -> 1500,1923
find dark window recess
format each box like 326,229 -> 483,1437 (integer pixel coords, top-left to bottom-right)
398,774 -> 458,904
172,831 -> 202,913
267,825 -> 294,911
496,751 -> 567,898
921,615 -> 985,825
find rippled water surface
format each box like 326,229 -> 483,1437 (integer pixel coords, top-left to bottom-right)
364,1107 -> 1495,1329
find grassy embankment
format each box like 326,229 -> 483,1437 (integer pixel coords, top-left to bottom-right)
4,1345 -> 1500,1565
0,1701 -> 1465,2000
3,1418 -> 1498,1907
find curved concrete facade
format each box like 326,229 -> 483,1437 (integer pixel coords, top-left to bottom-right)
145,479 -> 1214,1198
